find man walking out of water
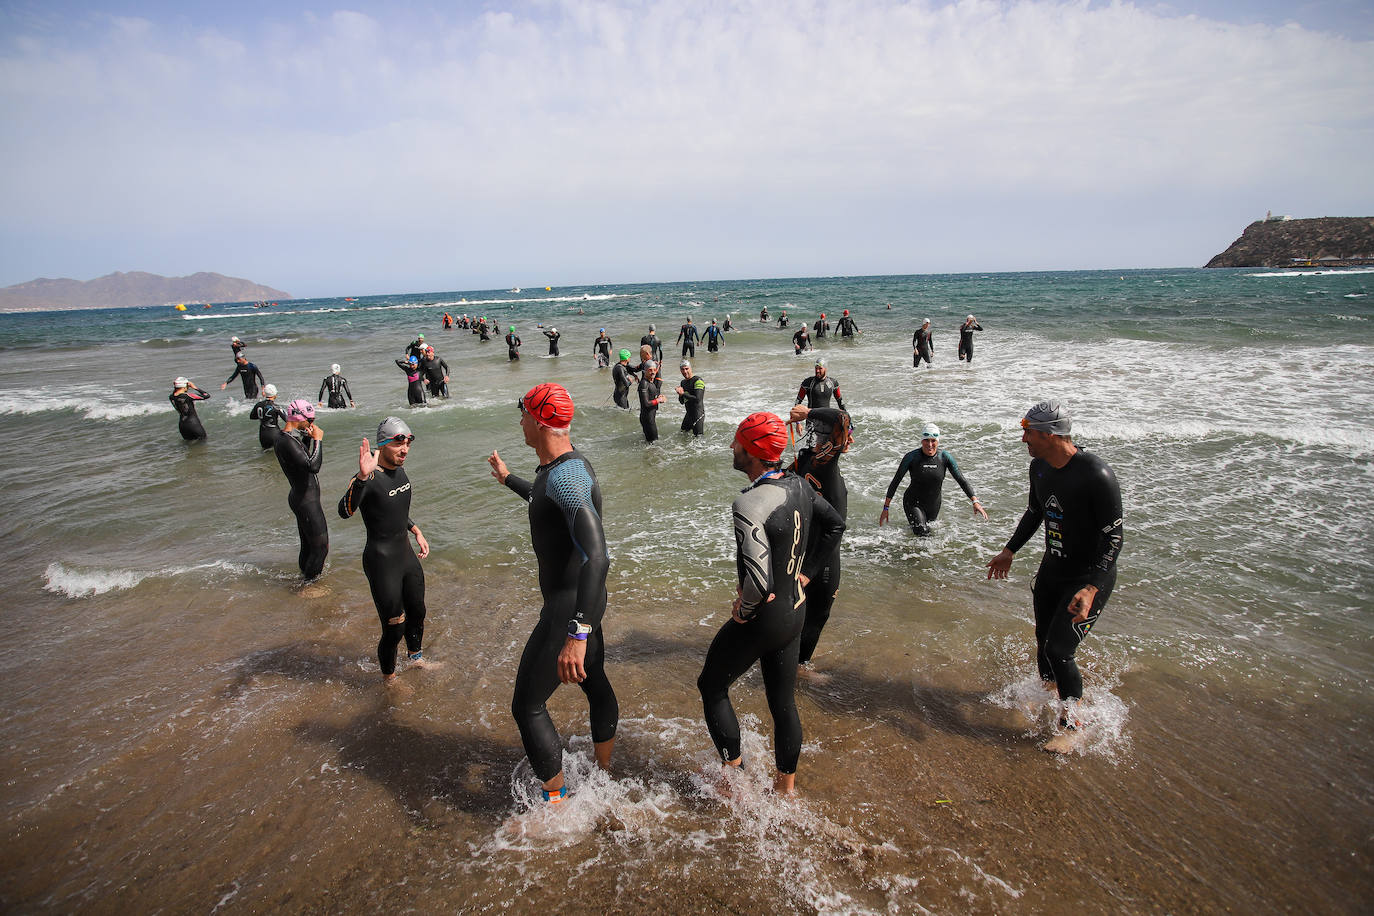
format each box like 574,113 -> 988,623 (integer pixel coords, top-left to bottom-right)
338,418 -> 431,687
697,412 -> 844,795
792,324 -> 811,354
318,364 -> 355,409
487,383 -> 618,804
958,315 -> 983,363
637,361 -> 665,442
506,327 -> 522,361
641,325 -> 664,363
275,399 -> 328,581
986,401 -> 1123,752
593,329 -> 613,368
676,360 -> 706,436
913,319 -> 934,368
612,349 -> 637,409
703,319 -> 725,353
543,327 -> 561,357
796,357 -> 846,410
678,317 -> 700,358
222,355 -> 266,399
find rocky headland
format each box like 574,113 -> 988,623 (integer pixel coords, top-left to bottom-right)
0,271 -> 292,312
1206,216 -> 1374,269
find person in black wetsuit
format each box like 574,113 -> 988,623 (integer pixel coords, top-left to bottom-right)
396,355 -> 425,405
419,346 -> 450,399
318,364 -> 355,409
405,334 -> 428,360
275,399 -> 328,581
760,306 -> 769,322
478,318 -> 493,341
677,318 -> 699,358
612,349 -> 637,409
912,319 -> 933,368
230,336 -> 246,359
169,376 -> 210,440
505,327 -> 522,361
796,358 -> 845,410
338,417 -> 431,687
250,383 -> 285,450
640,325 -> 664,363
777,309 -> 789,328
637,360 -> 664,442
675,360 -> 705,436
986,401 -> 1124,747
957,315 -> 983,363
792,325 -> 811,354
487,383 -> 618,804
880,424 -> 988,535
543,327 -> 561,356
221,356 -> 266,399
812,313 -> 829,340
703,319 -> 725,353
787,403 -> 853,670
722,316 -> 734,332
837,309 -> 860,339
592,330 -> 613,368
697,412 -> 845,795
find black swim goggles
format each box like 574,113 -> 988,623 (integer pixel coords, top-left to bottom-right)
379,434 -> 415,446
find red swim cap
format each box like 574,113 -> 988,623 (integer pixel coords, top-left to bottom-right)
843,309 -> 849,315
735,412 -> 788,462
521,382 -> 574,429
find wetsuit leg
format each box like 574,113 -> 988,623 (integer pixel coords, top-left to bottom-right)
613,389 -> 630,409
798,547 -> 840,664
407,381 -> 425,405
640,411 -> 658,442
179,417 -> 207,441
1032,574 -> 1114,700
399,553 -> 426,656
697,612 -> 804,773
363,544 -> 409,675
902,487 -> 932,536
578,626 -> 618,744
288,489 -> 330,579
258,426 -> 279,450
511,614 -> 569,781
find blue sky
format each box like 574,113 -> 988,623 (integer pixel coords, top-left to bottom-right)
2,0 -> 1372,297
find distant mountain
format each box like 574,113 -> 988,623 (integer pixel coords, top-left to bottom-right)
1205,217 -> 1374,268
0,271 -> 292,312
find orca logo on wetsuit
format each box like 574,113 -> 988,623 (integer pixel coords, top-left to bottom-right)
388,482 -> 412,497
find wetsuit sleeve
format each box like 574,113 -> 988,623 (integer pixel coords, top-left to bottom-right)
504,474 -> 533,501
439,359 -> 449,375
338,474 -> 370,519
191,387 -> 209,400
1004,466 -> 1045,553
885,450 -> 918,500
913,330 -> 919,347
833,386 -> 845,411
638,380 -> 654,410
225,366 -> 242,385
803,489 -> 845,581
318,378 -> 328,401
943,451 -> 976,500
252,366 -> 265,386
550,463 -> 610,629
795,378 -> 808,404
1085,461 -> 1125,588
342,379 -> 353,400
395,359 -> 409,371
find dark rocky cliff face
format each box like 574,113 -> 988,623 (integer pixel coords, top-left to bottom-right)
1206,217 -> 1374,268
0,271 -> 292,311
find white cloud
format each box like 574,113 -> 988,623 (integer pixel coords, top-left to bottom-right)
1,0 -> 1371,292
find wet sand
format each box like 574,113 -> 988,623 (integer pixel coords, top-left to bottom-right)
3,564 -> 1370,914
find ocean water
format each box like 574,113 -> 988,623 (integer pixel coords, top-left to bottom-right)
1,268 -> 1371,913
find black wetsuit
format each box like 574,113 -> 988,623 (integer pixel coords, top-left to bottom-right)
420,356 -> 449,399
884,447 -> 976,536
250,397 -> 285,450
405,339 -> 428,360
677,323 -> 699,357
838,315 -> 859,338
792,329 -> 811,353
479,322 -> 492,341
395,359 -> 425,405
170,387 -> 210,440
796,374 -> 845,410
318,374 -> 353,409
678,373 -> 706,436
704,325 -> 724,352
275,429 -> 328,579
1004,450 -> 1124,701
338,466 -> 426,676
777,314 -> 789,328
958,321 -> 983,362
697,471 -> 844,773
638,376 -> 662,442
813,318 -> 829,339
506,333 -> 522,361
792,407 -> 850,664
913,327 -> 933,367
544,330 -> 561,356
640,333 -> 664,363
593,335 -> 613,368
225,362 -> 265,399
231,340 -> 247,359
612,363 -> 635,409
722,317 -> 734,332
503,450 -> 618,782
760,308 -> 769,322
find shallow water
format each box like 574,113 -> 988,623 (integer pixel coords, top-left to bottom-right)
2,268 -> 1371,912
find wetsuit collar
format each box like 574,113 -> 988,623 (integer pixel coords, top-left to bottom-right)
535,449 -> 579,474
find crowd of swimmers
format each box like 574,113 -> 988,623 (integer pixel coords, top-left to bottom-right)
168,307 -> 1122,798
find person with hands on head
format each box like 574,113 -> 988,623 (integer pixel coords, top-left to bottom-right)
487,383 -> 618,805
274,398 -> 328,581
169,376 -> 210,441
338,417 -> 431,689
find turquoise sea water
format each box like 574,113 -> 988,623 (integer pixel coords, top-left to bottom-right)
2,268 -> 1371,912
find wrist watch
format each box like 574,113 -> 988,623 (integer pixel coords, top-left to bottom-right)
567,620 -> 592,641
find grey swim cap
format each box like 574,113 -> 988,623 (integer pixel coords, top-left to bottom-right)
814,357 -> 827,368
376,416 -> 413,444
680,360 -> 691,369
1023,400 -> 1072,435
644,360 -> 658,372
648,324 -> 656,331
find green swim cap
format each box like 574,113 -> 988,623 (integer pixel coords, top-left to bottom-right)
509,326 -> 515,332
619,349 -> 631,361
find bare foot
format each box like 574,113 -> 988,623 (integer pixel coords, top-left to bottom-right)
297,582 -> 331,599
383,675 -> 413,696
1043,730 -> 1084,755
796,664 -> 831,685
773,772 -> 798,797
407,653 -> 440,670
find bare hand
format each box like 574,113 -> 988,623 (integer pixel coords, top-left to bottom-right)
879,507 -> 890,526
986,548 -> 1014,580
358,439 -> 378,478
308,422 -> 323,441
1067,585 -> 1098,623
558,638 -> 588,683
219,383 -> 227,390
413,529 -> 430,559
788,404 -> 810,423
487,449 -> 509,484
972,500 -> 988,520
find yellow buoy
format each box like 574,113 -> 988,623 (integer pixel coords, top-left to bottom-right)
545,286 -> 551,291
175,304 -> 187,311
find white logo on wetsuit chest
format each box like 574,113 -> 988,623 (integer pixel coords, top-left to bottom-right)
388,482 -> 411,497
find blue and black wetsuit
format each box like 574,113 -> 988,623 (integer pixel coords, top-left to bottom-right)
503,450 -> 618,782
275,429 -> 328,579
338,466 -> 426,676
225,361 -> 266,399
593,335 -> 613,367
885,447 -> 977,535
170,387 -> 210,440
250,397 -> 285,450
704,324 -> 725,352
1005,449 -> 1124,701
792,407 -> 850,665
697,471 -> 844,773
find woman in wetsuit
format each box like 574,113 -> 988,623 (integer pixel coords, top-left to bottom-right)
396,355 -> 425,405
880,425 -> 987,535
169,377 -> 210,441
637,361 -> 664,442
275,399 -> 328,580
249,383 -> 285,450
338,418 -> 430,684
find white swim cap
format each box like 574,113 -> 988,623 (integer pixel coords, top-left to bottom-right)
263,383 -> 278,397
173,376 -> 188,387
331,363 -> 341,374
921,424 -> 940,440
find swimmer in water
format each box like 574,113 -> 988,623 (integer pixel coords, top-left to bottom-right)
676,360 -> 706,437
912,319 -> 933,368
543,327 -> 561,357
592,330 -> 613,368
677,317 -> 699,358
612,349 -> 636,409
698,412 -> 845,795
169,376 -> 210,441
395,355 -> 425,405
221,355 -> 266,399
837,309 -> 860,339
250,383 -> 286,450
796,357 -> 846,410
338,417 -> 431,686
640,325 -> 664,363
506,327 -> 522,361
488,383 -> 618,803
275,399 -> 328,580
957,315 -> 983,363
880,424 -> 987,536
637,360 -> 665,442
318,364 -> 355,409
